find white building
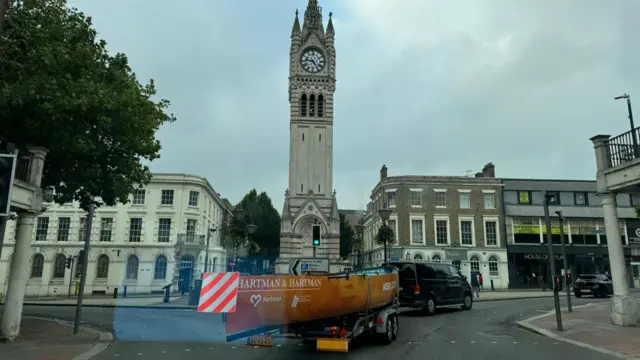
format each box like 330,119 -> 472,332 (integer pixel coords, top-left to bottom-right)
358,164 -> 510,289
0,173 -> 231,297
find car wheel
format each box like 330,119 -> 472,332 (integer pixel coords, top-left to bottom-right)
574,291 -> 582,298
461,293 -> 473,310
423,296 -> 437,316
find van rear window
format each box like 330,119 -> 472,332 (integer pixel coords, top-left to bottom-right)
388,263 -> 416,281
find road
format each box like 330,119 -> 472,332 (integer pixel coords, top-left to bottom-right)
8,296 -> 621,359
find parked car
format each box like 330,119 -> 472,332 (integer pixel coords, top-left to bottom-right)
384,261 -> 473,315
573,274 -> 613,298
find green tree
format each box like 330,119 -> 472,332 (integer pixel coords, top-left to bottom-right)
375,224 -> 395,247
0,0 -> 175,210
339,213 -> 355,258
231,189 -> 281,256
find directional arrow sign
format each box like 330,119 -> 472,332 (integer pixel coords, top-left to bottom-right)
289,258 -> 329,276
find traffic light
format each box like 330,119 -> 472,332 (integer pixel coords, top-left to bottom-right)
65,257 -> 73,269
553,275 -> 563,291
312,225 -> 321,246
0,153 -> 17,216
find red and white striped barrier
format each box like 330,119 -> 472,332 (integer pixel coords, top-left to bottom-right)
198,272 -> 239,313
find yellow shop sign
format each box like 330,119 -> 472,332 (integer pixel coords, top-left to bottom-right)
514,225 -> 568,235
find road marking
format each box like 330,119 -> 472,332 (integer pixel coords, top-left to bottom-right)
492,341 -> 497,344
184,349 -> 191,352
137,353 -> 142,356
161,350 -> 166,353
536,310 -> 548,313
277,344 -> 282,347
114,355 -> 119,357
450,341 -> 456,344
533,342 -> 539,344
470,341 -> 476,344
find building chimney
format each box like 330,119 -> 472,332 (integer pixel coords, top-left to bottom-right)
482,162 -> 495,178
380,165 -> 388,181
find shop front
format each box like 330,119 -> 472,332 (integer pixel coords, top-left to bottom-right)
507,244 -> 631,289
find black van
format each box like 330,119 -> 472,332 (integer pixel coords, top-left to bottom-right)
384,261 -> 473,315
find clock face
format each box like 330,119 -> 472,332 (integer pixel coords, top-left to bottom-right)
300,48 -> 326,73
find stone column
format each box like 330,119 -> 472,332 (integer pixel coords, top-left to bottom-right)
600,192 -> 638,325
592,135 -> 639,326
26,146 -> 48,188
0,212 -> 37,340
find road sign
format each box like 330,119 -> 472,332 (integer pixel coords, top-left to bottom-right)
290,258 -> 329,276
590,229 -> 606,235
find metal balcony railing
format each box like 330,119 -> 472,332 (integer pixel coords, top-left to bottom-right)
14,156 -> 32,183
607,127 -> 640,168
176,233 -> 206,246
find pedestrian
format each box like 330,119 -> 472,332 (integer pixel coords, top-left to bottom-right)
479,273 -> 484,291
470,270 -> 480,298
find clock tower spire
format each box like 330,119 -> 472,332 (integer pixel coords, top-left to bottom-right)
277,0 -> 343,274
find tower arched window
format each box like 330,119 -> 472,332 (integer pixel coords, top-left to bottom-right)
300,94 -> 307,117
309,94 -> 316,117
317,94 -> 324,118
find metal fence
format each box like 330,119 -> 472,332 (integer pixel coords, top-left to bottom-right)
607,127 -> 640,168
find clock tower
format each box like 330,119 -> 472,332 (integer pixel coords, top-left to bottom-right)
276,0 -> 344,274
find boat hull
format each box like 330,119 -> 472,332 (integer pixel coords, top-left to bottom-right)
225,268 -> 399,337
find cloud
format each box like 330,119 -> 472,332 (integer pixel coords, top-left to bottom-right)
67,0 -> 640,210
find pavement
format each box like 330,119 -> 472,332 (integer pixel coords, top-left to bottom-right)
14,290 -> 559,309
0,316 -> 111,360
518,299 -> 640,359
0,294 -> 624,360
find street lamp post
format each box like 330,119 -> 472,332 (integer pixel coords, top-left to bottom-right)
378,204 -> 392,264
614,94 -> 639,158
246,222 -> 257,274
204,227 -> 217,273
543,192 -> 563,331
555,211 -> 572,312
232,206 -> 244,272
354,216 -> 365,270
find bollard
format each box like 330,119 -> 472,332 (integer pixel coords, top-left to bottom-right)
113,288 -> 118,299
163,284 -> 171,303
123,285 -> 128,298
490,279 -> 495,291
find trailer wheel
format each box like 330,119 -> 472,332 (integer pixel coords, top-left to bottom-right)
391,314 -> 398,341
380,315 -> 397,345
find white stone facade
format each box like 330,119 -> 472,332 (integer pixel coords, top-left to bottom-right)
0,173 -> 230,297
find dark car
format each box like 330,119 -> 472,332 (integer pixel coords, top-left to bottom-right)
384,261 -> 473,315
573,274 -> 613,298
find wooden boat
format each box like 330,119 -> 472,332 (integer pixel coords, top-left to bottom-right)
225,266 -> 399,337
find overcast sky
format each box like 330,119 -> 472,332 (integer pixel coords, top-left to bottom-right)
67,0 -> 640,211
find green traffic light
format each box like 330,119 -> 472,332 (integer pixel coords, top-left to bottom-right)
313,239 -> 320,246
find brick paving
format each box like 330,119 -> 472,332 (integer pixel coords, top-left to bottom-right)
527,302 -> 640,357
1,317 -> 100,360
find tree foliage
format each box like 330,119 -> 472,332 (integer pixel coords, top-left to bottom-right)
0,0 -> 175,210
339,213 -> 355,258
375,224 -> 395,246
229,189 -> 281,256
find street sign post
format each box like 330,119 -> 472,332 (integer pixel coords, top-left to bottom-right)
289,258 -> 329,276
